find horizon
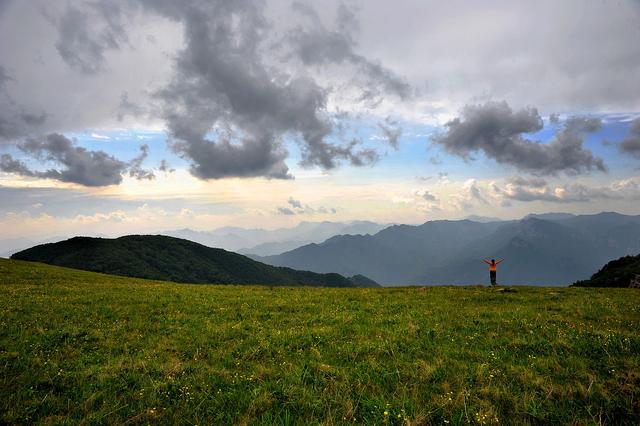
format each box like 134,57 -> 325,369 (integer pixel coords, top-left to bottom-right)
2,210 -> 635,243
1,1 -> 640,239
6,209 -> 640,287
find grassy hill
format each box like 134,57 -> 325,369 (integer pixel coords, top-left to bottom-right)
1,258 -> 639,424
10,235 -> 378,288
573,253 -> 640,287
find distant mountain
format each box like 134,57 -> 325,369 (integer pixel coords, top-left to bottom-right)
238,240 -> 311,257
259,212 -> 640,286
159,229 -> 252,252
573,254 -> 640,287
464,215 -> 504,223
161,220 -> 388,255
11,235 -> 379,288
524,212 -> 576,221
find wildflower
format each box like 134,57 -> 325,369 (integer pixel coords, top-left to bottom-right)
383,411 -> 389,416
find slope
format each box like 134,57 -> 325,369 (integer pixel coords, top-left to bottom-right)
10,235 -> 379,287
1,258 -> 639,424
573,253 -> 640,287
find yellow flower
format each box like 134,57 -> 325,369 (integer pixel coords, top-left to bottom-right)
383,411 -> 389,416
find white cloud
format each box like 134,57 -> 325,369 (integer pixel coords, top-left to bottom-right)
90,133 -> 110,140
493,176 -> 640,203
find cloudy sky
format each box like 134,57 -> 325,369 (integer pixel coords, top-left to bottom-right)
1,0 -> 640,238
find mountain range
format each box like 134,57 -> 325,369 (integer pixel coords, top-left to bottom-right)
10,235 -> 379,288
159,220 -> 389,256
0,221 -> 387,259
256,212 -> 640,286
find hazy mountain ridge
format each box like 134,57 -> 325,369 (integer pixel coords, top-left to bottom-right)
10,235 -> 379,288
161,220 -> 389,256
259,212 -> 640,286
238,240 -> 311,257
0,221 -> 388,259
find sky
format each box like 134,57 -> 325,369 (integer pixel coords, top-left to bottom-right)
1,0 -> 640,239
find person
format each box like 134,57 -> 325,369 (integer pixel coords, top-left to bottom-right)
483,258 -> 504,286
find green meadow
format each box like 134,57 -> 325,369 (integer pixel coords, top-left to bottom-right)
1,258 -> 639,425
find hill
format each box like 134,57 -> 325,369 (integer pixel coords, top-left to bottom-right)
10,235 -> 378,287
1,258 -> 638,424
573,253 -> 640,287
259,212 -> 640,285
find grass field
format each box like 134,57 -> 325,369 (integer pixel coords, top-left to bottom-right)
1,258 -> 639,425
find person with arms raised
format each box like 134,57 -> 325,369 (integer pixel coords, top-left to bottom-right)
483,258 -> 504,286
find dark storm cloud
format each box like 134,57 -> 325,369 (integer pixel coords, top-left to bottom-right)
169,135 -> 291,180
0,66 -> 47,141
2,0 -> 640,163
432,101 -> 606,175
0,0 -> 11,16
0,133 -> 155,186
0,154 -> 36,176
0,108 -> 46,141
54,2 -> 127,74
158,159 -> 175,173
117,92 -> 146,122
377,117 -> 402,149
128,144 -> 155,180
299,137 -> 379,169
619,118 -> 640,159
132,0 -> 383,179
0,65 -> 9,85
22,0 -> 388,183
288,1 -> 411,101
1,65 -> 150,186
16,133 -> 128,186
